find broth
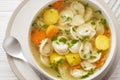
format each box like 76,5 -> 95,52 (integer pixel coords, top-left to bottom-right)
30,0 -> 111,79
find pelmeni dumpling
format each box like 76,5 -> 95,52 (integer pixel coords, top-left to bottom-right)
69,40 -> 81,53
95,21 -> 105,35
52,36 -> 69,55
40,55 -> 50,67
70,15 -> 85,26
39,38 -> 53,56
84,7 -> 93,22
70,69 -> 88,78
81,61 -> 96,71
77,22 -> 96,39
71,1 -> 85,16
59,7 -> 74,26
87,50 -> 102,63
70,27 -> 79,40
79,42 -> 92,59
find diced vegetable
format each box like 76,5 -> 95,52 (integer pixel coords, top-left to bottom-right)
43,9 -> 59,25
50,53 -> 65,64
46,25 -> 59,38
71,65 -> 81,70
95,35 -> 110,50
52,0 -> 65,11
65,53 -> 81,66
31,28 -> 46,45
95,54 -> 107,68
104,29 -> 111,37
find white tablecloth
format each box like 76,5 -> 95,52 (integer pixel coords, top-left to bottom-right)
0,0 -> 120,80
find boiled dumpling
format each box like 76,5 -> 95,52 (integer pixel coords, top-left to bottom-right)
95,21 -> 105,35
70,15 -> 85,26
77,22 -> 96,39
59,7 -> 74,26
84,7 -> 93,22
81,61 -> 96,71
87,50 -> 102,63
69,40 -> 81,53
70,27 -> 79,40
39,38 -> 53,56
52,36 -> 69,55
70,69 -> 88,78
71,1 -> 85,16
40,55 -> 50,67
79,42 -> 92,59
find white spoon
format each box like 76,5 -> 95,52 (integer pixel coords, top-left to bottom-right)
2,36 -> 49,80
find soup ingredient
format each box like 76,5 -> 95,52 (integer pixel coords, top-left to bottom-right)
70,15 -> 85,26
50,53 -> 65,64
79,42 -> 92,59
95,54 -> 107,68
71,65 -> 81,70
81,61 -> 96,71
87,50 -> 102,63
39,38 -> 53,56
43,9 -> 59,25
69,40 -> 81,53
46,25 -> 59,38
104,29 -> 111,37
31,29 -> 46,45
65,53 -> 81,66
84,7 -> 93,22
40,55 -> 50,67
70,27 -> 79,40
52,36 -> 69,55
70,69 -> 88,78
95,35 -> 110,50
52,0 -> 65,11
77,22 -> 96,39
71,1 -> 85,16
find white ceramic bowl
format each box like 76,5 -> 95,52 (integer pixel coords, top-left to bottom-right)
10,0 -> 119,80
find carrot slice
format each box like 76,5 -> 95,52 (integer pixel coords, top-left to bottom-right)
104,29 -> 111,37
95,54 -> 107,68
52,0 -> 65,11
31,28 -> 46,45
71,65 -> 81,70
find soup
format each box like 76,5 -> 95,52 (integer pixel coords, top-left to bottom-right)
30,0 -> 111,79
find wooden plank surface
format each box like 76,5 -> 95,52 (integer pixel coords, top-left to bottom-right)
0,0 -> 120,80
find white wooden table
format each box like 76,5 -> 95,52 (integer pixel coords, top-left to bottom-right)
0,0 -> 120,80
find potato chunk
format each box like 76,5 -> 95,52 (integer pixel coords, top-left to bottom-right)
43,9 -> 59,25
50,53 -> 65,64
95,35 -> 110,50
65,53 -> 81,66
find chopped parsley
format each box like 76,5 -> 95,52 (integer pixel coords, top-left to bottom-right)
66,17 -> 72,21
51,36 -> 57,41
57,74 -> 61,78
59,37 -> 67,43
82,69 -> 94,78
65,29 -> 70,34
90,56 -> 96,59
89,50 -> 92,54
83,55 -> 87,58
58,59 -> 65,64
81,49 -> 84,52
91,21 -> 96,25
97,50 -> 102,53
72,28 -> 76,32
99,18 -> 107,25
94,10 -> 102,14
82,36 -> 90,43
61,15 -> 66,19
41,24 -> 48,29
84,3 -> 89,10
71,40 -> 79,44
32,22 -> 37,26
50,63 -> 58,72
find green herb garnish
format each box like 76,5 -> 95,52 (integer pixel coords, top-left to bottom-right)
51,36 -> 57,41
82,69 -> 94,78
94,10 -> 102,14
66,17 -> 72,21
97,50 -> 102,53
65,29 -> 70,34
50,63 -> 58,72
90,56 -> 96,59
91,21 -> 96,25
59,37 -> 67,43
84,3 -> 89,10
82,36 -> 90,43
32,22 -> 37,26
72,28 -> 76,32
58,59 -> 65,64
61,15 -> 66,19
99,18 -> 107,25
71,40 -> 79,44
41,24 -> 48,29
